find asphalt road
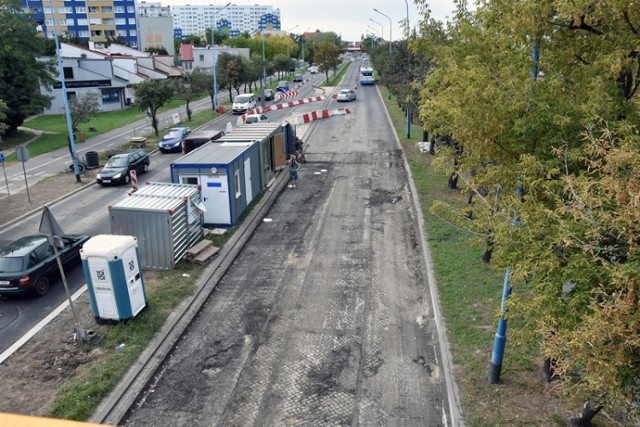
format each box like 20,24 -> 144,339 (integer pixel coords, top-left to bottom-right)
0,70 -> 333,359
115,63 -> 460,426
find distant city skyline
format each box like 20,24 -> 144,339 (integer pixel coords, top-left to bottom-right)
160,0 -> 459,42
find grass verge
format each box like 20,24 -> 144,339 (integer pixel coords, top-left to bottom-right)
379,89 -> 582,425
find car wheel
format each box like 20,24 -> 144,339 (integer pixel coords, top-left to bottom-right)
143,163 -> 149,173
32,276 -> 50,296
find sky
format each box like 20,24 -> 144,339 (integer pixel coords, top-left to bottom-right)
167,1 -> 459,42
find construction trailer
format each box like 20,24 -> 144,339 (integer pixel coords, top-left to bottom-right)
170,141 -> 261,227
108,182 -> 203,270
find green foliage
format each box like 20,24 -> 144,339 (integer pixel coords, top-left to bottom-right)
315,42 -> 341,82
133,80 -> 175,135
177,70 -> 212,119
415,0 -> 640,418
0,0 -> 55,134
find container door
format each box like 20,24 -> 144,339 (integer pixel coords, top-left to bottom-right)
244,158 -> 252,202
87,257 -> 118,320
273,132 -> 287,170
202,174 -> 231,225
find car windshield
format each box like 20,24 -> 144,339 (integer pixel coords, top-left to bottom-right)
234,95 -> 251,103
339,90 -> 349,94
105,156 -> 128,168
163,130 -> 182,139
0,256 -> 25,273
246,117 -> 258,123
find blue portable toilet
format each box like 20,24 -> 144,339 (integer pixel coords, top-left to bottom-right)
81,234 -> 147,323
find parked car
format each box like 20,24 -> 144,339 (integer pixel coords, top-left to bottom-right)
244,114 -> 270,124
336,89 -> 357,102
0,234 -> 91,296
232,94 -> 257,114
96,148 -> 150,185
159,126 -> 192,153
293,74 -> 303,82
258,89 -> 275,101
181,130 -> 225,154
276,80 -> 289,92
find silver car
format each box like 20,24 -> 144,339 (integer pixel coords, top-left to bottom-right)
336,89 -> 357,102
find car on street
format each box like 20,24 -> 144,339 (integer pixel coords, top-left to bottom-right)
336,89 -> 357,102
0,234 -> 91,296
96,148 -> 150,185
159,126 -> 192,153
276,80 -> 289,92
258,89 -> 275,101
232,94 -> 257,115
309,66 -> 318,74
244,114 -> 270,124
293,74 -> 303,82
181,130 -> 225,154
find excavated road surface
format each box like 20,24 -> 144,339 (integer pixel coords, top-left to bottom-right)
121,84 -> 452,426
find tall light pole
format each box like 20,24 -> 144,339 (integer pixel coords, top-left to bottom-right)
285,24 -> 299,59
369,18 -> 383,41
366,26 -> 378,49
261,29 -> 267,108
403,0 -> 410,38
212,2 -> 231,113
373,8 -> 392,54
301,27 -> 310,66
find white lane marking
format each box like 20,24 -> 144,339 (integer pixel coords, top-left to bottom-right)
0,285 -> 88,364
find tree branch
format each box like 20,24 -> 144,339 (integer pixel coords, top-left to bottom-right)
622,10 -> 638,34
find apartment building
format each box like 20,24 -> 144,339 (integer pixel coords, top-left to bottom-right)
171,3 -> 280,38
24,0 -> 139,47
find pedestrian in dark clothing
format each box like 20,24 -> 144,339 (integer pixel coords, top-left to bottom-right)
294,137 -> 306,163
288,154 -> 300,189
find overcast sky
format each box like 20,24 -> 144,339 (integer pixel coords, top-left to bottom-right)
167,1 -> 459,42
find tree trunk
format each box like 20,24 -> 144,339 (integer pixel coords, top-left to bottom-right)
569,400 -> 603,426
542,357 -> 556,381
186,101 -> 192,121
448,172 -> 458,190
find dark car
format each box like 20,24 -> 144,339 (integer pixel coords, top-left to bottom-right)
159,126 -> 192,153
0,234 -> 91,296
276,80 -> 289,92
96,149 -> 150,185
181,130 -> 226,154
258,89 -> 275,101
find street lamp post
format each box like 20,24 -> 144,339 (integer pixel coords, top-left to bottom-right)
212,2 -> 231,113
285,24 -> 299,59
403,0 -> 410,38
369,18 -> 383,41
373,8 -> 392,54
261,30 -> 267,108
301,27 -> 310,66
366,26 -> 378,49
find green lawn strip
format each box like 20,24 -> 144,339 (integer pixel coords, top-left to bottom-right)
380,90 -> 555,425
326,62 -> 350,87
50,262 -> 204,420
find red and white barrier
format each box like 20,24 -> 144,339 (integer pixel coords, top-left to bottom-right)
238,96 -> 326,124
276,90 -> 299,100
130,170 -> 138,191
295,108 -> 350,125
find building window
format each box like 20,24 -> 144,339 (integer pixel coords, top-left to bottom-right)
67,92 -> 76,101
199,54 -> 204,62
234,171 -> 241,198
116,18 -> 125,25
78,30 -> 90,37
101,88 -> 119,104
129,29 -> 137,36
75,6 -> 86,13
88,6 -> 98,13
63,67 -> 73,79
117,29 -> 126,36
76,18 -> 87,25
115,6 -> 124,13
127,6 -> 135,13
101,6 -> 113,13
128,18 -> 136,25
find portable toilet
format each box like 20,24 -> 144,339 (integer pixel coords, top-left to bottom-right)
81,234 -> 147,323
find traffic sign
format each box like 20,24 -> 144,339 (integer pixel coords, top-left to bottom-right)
16,146 -> 29,162
0,153 -> 4,163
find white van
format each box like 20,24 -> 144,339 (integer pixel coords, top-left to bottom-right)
232,94 -> 256,115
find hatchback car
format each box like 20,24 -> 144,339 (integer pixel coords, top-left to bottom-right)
293,74 -> 303,82
336,89 -> 357,102
159,126 -> 191,153
258,89 -> 275,101
276,80 -> 289,92
0,234 -> 91,296
96,149 -> 150,185
244,114 -> 270,124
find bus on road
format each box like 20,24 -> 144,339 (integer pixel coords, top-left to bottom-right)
359,67 -> 375,85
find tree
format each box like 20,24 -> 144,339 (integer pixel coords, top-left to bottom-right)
0,99 -> 8,137
414,0 -> 640,421
145,46 -> 169,55
69,92 -> 100,132
0,0 -> 55,135
315,42 -> 340,82
176,70 -> 211,121
133,79 -> 175,135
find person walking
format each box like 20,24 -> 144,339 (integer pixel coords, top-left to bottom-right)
294,137 -> 306,163
288,154 -> 300,189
